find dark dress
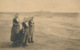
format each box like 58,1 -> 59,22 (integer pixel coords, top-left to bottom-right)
11,18 -> 20,42
19,22 -> 29,44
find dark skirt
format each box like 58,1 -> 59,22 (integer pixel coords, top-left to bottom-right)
11,25 -> 20,42
18,28 -> 29,43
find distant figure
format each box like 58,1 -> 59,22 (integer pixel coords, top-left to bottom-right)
28,17 -> 34,43
21,18 -> 29,46
11,14 -> 20,46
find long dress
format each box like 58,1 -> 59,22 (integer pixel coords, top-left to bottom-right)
28,20 -> 34,41
19,22 -> 29,43
11,18 -> 20,42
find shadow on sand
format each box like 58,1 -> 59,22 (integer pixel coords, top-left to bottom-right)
0,42 -> 17,48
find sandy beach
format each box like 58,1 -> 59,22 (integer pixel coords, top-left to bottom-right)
0,14 -> 80,50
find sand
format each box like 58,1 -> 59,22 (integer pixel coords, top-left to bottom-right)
0,15 -> 80,50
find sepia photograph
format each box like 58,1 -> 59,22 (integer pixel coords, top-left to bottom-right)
0,0 -> 80,50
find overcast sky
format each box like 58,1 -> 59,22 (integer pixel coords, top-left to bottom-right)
0,0 -> 80,12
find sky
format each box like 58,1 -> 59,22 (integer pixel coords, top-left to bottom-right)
0,0 -> 80,12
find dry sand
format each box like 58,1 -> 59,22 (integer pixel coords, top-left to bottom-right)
0,15 -> 80,50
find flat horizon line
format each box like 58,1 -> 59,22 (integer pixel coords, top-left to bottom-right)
0,11 -> 79,13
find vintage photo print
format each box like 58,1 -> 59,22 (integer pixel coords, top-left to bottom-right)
0,0 -> 80,50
